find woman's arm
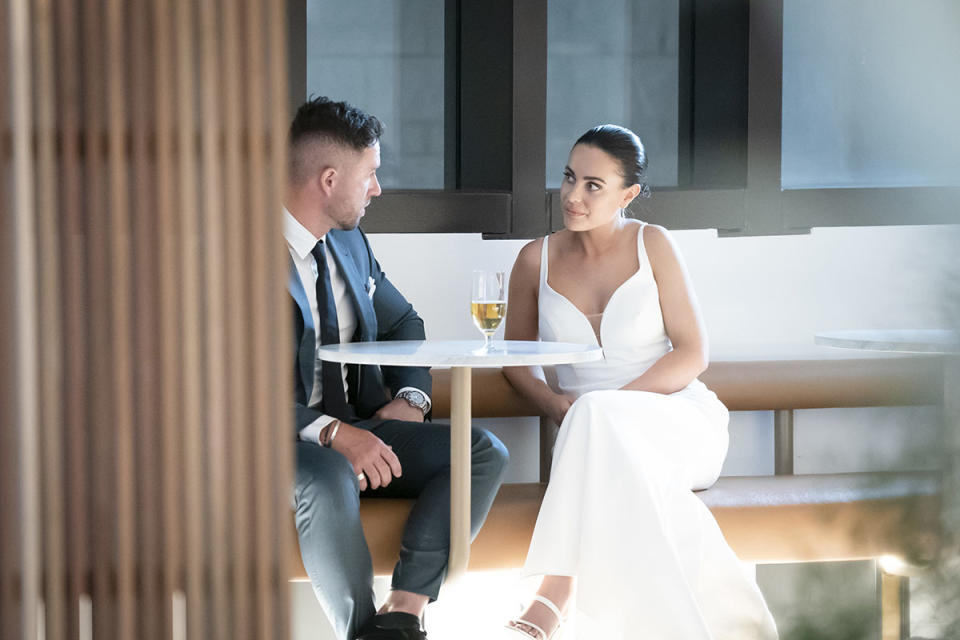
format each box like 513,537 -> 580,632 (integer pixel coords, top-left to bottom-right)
620,224 -> 709,394
502,239 -> 577,424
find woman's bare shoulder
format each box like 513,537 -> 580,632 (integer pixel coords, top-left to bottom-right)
642,223 -> 674,251
511,237 -> 545,285
642,223 -> 687,276
515,236 -> 543,267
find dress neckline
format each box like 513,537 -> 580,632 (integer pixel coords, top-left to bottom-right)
542,224 -> 645,348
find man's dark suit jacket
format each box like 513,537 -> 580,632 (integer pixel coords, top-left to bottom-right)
288,226 -> 431,434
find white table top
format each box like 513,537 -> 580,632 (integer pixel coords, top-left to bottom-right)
814,329 -> 960,354
316,339 -> 604,367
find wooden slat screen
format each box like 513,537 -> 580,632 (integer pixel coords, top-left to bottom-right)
1,2 -> 292,639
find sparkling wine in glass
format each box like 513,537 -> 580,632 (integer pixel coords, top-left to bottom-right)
471,270 -> 506,351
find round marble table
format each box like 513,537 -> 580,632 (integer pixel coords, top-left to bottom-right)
316,339 -> 603,582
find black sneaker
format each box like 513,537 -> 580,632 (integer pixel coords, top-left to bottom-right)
354,612 -> 427,640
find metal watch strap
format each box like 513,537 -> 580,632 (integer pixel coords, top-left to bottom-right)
397,389 -> 429,412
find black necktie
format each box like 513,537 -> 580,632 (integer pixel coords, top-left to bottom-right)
311,240 -> 349,419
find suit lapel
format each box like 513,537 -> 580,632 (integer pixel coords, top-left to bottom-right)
326,234 -> 376,341
287,258 -> 315,399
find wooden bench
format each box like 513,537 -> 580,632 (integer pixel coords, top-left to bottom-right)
291,357 -> 945,636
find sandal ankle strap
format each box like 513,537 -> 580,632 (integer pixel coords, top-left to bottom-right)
531,594 -> 564,624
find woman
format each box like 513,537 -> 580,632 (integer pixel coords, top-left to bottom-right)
500,125 -> 778,639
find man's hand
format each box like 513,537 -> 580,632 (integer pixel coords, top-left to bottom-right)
331,422 -> 402,491
374,397 -> 425,423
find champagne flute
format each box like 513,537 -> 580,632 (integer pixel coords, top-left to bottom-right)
471,270 -> 506,351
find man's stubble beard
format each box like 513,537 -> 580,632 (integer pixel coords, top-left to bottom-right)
331,203 -> 364,231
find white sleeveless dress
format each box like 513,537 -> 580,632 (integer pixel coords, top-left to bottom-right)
523,226 -> 778,639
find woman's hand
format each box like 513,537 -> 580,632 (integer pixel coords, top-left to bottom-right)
545,393 -> 576,425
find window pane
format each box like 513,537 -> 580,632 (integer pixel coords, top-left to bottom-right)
546,0 -> 679,189
307,0 -> 445,189
782,0 -> 960,189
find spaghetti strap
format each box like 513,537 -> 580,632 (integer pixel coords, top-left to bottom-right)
636,221 -> 649,272
539,235 -> 550,290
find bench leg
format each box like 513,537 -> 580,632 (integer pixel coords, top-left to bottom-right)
878,567 -> 909,640
773,409 -> 794,475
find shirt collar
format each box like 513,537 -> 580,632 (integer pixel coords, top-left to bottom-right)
283,208 -> 325,260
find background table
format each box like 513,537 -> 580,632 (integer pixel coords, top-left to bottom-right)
813,330 -> 958,464
814,329 -> 960,354
815,328 -> 959,634
814,330 -> 958,445
813,329 -> 958,460
316,339 -> 603,582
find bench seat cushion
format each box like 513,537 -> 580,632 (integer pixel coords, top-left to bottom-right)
289,471 -> 940,580
702,472 -> 940,563
427,359 -> 944,418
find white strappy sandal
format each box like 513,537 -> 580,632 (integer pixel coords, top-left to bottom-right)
504,594 -> 565,640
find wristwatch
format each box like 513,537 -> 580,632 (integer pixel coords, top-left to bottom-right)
396,389 -> 430,414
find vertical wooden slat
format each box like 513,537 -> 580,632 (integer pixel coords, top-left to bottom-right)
266,1 -> 293,634
32,0 -> 68,637
2,1 -> 22,635
243,0 -> 274,635
54,0 -> 91,636
4,1 -> 291,636
222,2 -> 254,638
0,184 -> 22,640
105,0 -> 137,636
128,0 -> 162,637
0,0 -> 16,632
9,0 -> 41,638
173,0 -> 207,638
81,0 -> 116,636
199,2 -> 230,639
153,0 -> 182,637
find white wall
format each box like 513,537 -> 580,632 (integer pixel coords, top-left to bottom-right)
368,225 -> 957,358
365,224 -> 955,477
293,223 -> 959,639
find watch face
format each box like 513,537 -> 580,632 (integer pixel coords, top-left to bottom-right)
401,390 -> 426,409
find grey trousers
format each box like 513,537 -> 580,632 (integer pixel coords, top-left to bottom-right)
293,419 -> 509,640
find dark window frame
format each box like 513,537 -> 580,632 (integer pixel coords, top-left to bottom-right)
290,0 -> 960,238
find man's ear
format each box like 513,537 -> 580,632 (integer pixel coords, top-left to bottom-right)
316,166 -> 337,196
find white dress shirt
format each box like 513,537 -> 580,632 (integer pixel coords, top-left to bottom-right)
284,210 -> 430,443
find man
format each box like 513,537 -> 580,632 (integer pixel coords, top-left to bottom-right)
285,96 -> 509,640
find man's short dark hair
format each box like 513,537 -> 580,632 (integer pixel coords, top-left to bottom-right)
289,96 -> 383,151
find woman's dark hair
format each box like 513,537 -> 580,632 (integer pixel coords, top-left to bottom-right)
575,125 -> 651,198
